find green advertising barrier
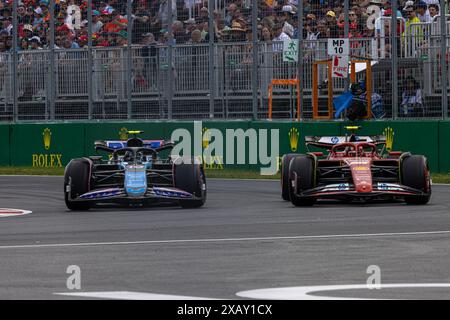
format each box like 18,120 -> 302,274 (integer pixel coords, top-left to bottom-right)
0,124 -> 10,166
9,123 -> 85,167
439,122 -> 450,173
200,121 -> 252,171
252,121 -> 341,171
3,120 -> 450,173
340,121 -> 440,172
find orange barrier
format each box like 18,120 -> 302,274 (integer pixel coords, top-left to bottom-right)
312,60 -> 333,119
312,59 -> 373,120
268,79 -> 301,121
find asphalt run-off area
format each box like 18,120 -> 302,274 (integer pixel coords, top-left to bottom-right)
1,176 -> 450,299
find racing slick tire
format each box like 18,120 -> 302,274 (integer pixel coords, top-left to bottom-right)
174,158 -> 207,208
64,159 -> 92,211
401,155 -> 431,205
281,153 -> 297,201
288,155 -> 316,207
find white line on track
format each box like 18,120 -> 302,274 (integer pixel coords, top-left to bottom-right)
1,230 -> 450,250
236,283 -> 450,300
54,291 -> 216,300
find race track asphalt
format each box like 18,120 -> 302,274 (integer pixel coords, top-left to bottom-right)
0,176 -> 450,300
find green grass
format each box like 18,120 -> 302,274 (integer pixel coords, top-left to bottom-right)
0,167 -> 449,183
0,166 -> 65,176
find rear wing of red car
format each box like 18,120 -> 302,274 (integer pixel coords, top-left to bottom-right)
305,135 -> 387,150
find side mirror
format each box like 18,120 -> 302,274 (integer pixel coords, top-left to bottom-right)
311,152 -> 324,157
387,151 -> 402,159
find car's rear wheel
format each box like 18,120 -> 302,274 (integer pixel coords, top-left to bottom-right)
64,159 -> 92,211
288,155 -> 316,207
281,154 -> 297,201
174,158 -> 206,208
401,155 -> 431,205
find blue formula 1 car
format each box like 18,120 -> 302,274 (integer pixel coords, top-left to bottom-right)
64,131 -> 206,210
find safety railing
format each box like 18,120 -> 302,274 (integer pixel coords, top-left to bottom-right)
0,36 -> 448,121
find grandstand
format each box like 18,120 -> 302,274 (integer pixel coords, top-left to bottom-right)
0,0 -> 449,121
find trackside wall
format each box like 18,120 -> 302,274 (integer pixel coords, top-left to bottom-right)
0,124 -> 10,166
0,121 -> 448,173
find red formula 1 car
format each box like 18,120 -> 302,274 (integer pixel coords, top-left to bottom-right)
281,127 -> 431,206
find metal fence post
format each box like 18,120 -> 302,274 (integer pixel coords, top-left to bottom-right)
441,0 -> 448,119
297,0 -> 304,120
87,0 -> 93,120
167,0 -> 174,120
251,0 -> 258,120
12,0 -> 18,123
344,0 -> 349,91
49,0 -> 55,120
391,0 -> 398,119
208,0 -> 215,119
127,0 -> 133,119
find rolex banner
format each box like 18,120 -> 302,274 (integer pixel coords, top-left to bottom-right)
0,121 -> 447,173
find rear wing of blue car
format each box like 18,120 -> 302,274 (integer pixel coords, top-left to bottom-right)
94,140 -> 175,155
98,140 -> 166,149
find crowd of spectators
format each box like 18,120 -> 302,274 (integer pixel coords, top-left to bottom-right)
0,0 -> 447,52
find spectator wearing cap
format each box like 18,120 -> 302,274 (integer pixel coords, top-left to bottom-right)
32,7 -> 44,27
116,30 -> 128,46
280,5 -> 295,38
29,36 -> 42,50
92,10 -> 104,33
77,35 -> 88,48
22,24 -> 34,40
325,10 -> 339,38
141,32 -> 156,46
226,20 -> 246,42
415,1 -> 431,23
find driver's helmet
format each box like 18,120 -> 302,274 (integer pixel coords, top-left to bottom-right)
123,151 -> 134,162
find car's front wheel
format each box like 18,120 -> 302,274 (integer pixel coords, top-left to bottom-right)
401,155 -> 431,205
281,153 -> 297,201
64,159 -> 92,211
173,158 -> 206,208
288,155 -> 316,207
